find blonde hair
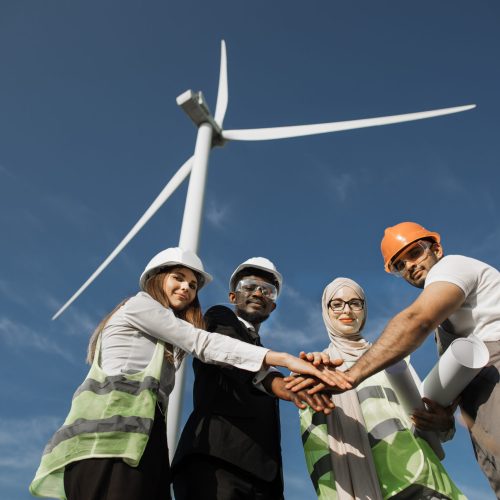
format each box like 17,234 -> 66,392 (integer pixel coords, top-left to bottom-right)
86,266 -> 206,365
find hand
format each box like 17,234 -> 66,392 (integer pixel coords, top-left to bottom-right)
285,351 -> 352,395
411,397 -> 458,432
269,376 -> 335,414
298,351 -> 343,367
284,374 -> 345,395
265,351 -> 353,391
284,357 -> 350,395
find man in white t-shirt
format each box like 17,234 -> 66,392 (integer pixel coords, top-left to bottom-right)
344,222 -> 500,496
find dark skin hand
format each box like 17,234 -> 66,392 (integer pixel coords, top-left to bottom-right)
269,355 -> 347,413
411,397 -> 458,432
266,375 -> 335,415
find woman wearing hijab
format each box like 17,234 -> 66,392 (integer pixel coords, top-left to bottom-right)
299,277 -> 465,500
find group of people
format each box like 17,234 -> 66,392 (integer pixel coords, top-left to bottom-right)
30,221 -> 499,499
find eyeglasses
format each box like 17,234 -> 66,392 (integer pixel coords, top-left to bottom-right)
389,240 -> 432,276
328,299 -> 364,312
235,279 -> 278,301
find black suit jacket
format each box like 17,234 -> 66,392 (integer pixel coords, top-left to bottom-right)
172,306 -> 283,484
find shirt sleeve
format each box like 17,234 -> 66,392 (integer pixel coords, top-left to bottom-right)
425,255 -> 478,297
122,292 -> 268,372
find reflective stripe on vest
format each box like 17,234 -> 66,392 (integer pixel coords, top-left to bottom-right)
359,372 -> 466,500
301,370 -> 466,500
30,336 -> 165,500
300,407 -> 336,499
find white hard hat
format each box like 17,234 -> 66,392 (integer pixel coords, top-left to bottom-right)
140,247 -> 213,291
229,257 -> 283,296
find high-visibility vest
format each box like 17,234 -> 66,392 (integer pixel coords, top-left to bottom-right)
30,337 -> 165,499
301,370 -> 466,499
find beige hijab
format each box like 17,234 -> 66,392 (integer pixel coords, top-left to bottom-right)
322,278 -> 383,500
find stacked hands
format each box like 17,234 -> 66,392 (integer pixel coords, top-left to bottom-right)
279,351 -> 456,431
265,351 -> 353,415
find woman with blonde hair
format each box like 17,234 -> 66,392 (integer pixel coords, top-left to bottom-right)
30,247 -> 347,500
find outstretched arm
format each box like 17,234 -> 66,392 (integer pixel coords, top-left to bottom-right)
289,282 -> 466,395
347,281 -> 465,386
265,351 -> 353,390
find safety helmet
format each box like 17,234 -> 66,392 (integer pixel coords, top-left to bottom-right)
229,257 -> 283,296
381,222 -> 441,273
139,247 -> 213,291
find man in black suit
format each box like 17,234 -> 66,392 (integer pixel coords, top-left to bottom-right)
172,257 -> 333,500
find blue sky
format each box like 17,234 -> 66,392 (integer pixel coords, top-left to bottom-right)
1,1 -> 498,498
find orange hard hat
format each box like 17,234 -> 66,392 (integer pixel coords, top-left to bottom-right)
381,222 -> 441,273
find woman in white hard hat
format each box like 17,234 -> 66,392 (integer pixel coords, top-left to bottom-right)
30,247 -> 349,500
298,278 -> 465,500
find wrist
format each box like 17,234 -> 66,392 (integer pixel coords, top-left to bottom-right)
266,373 -> 285,396
345,366 -> 361,388
265,351 -> 288,368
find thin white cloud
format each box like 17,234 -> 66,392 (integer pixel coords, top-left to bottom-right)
429,162 -> 465,195
206,199 -> 229,228
305,154 -> 373,204
0,416 -> 61,491
264,317 -> 323,349
0,208 -> 45,232
62,308 -> 99,337
328,171 -> 355,203
361,313 -> 393,343
41,292 -> 100,337
0,316 -> 75,363
0,416 -> 61,469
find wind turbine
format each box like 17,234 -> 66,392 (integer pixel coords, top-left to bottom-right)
51,40 -> 475,453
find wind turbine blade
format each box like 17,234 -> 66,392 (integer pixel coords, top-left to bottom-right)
214,40 -> 228,128
222,104 -> 476,141
52,157 -> 193,320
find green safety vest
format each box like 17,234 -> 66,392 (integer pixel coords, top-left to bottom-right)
301,370 -> 466,499
30,337 -> 165,499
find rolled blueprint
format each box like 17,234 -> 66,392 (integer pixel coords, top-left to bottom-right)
385,360 -> 444,460
420,336 -> 489,407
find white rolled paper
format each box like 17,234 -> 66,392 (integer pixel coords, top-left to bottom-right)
385,360 -> 444,460
385,360 -> 424,414
420,336 -> 490,407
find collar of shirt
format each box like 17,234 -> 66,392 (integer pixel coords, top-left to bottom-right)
237,316 -> 255,331
237,315 -> 262,344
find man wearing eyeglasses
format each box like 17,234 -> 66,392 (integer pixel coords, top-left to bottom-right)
344,221 -> 500,495
172,257 -> 336,500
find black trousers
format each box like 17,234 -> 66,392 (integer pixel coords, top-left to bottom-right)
172,454 -> 284,500
64,407 -> 170,500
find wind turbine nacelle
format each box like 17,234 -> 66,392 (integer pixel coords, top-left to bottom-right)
176,90 -> 222,140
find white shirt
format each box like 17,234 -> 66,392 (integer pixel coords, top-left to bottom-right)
100,292 -> 269,407
425,255 -> 500,342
